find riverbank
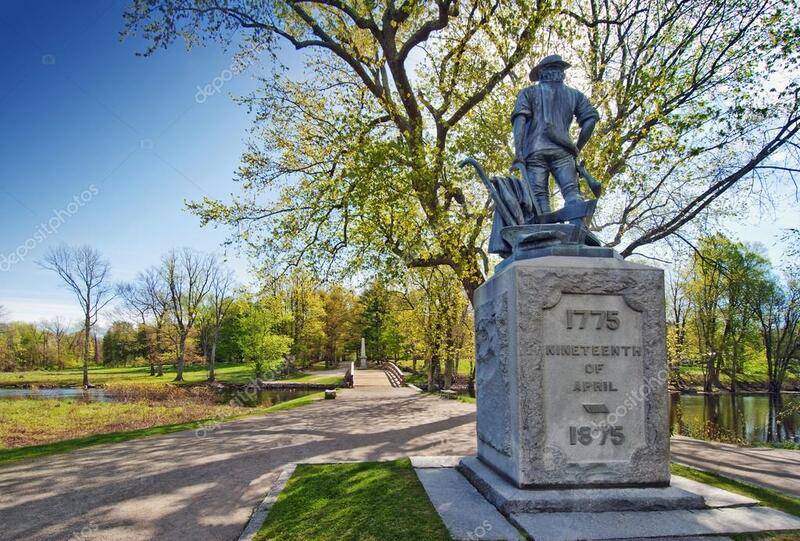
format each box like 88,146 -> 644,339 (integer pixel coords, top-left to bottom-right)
0,364 -> 347,460
0,362 -> 345,389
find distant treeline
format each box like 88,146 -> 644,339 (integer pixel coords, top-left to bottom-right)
668,235 -> 799,394
0,267 -> 474,390
0,319 -> 92,371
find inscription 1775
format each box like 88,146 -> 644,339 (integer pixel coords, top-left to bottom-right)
566,309 -> 620,330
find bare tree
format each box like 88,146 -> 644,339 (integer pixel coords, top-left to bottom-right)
0,305 -> 8,323
44,317 -> 69,370
203,262 -> 236,382
140,267 -> 171,376
117,279 -> 157,375
39,245 -> 114,387
160,248 -> 214,381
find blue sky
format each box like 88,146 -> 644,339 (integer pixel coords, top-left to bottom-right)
0,1 -> 797,324
0,0 -> 273,322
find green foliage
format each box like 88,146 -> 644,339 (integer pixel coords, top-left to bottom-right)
320,285 -> 362,366
677,235 -> 773,391
357,280 -> 397,362
102,321 -> 146,366
125,0 -> 800,301
236,295 -> 292,378
255,459 -> 450,541
0,321 -> 82,371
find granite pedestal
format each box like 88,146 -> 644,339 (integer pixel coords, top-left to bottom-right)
473,256 -> 670,489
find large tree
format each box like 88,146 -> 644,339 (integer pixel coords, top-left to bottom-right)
684,235 -> 767,392
125,0 -> 799,301
160,248 -> 215,381
749,267 -> 800,394
39,245 -> 114,387
201,262 -> 236,381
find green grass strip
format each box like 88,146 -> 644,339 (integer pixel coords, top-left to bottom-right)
671,463 -> 800,518
0,392 -> 324,465
256,458 -> 450,541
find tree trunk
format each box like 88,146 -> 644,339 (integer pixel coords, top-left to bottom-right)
208,340 -> 217,382
444,356 -> 454,390
174,334 -> 186,381
149,362 -> 155,376
427,354 -> 441,391
467,364 -> 476,398
82,316 -> 90,388
703,355 -> 718,393
155,324 -> 164,376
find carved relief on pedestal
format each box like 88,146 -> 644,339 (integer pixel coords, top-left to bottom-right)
476,292 -> 512,456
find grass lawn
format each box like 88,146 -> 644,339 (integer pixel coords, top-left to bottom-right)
0,391 -> 323,464
255,458 -> 450,541
0,362 -> 344,388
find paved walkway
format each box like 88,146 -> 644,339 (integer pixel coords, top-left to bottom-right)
1,390 -> 798,540
0,385 -> 476,541
353,368 -> 392,387
671,436 -> 800,498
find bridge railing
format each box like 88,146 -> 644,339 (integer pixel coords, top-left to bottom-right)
382,362 -> 405,387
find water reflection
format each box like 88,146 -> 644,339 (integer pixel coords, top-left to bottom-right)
0,387 -> 113,402
670,393 -> 800,444
218,388 -> 314,408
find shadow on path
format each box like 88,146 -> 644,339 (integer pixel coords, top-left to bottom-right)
0,388 -> 475,541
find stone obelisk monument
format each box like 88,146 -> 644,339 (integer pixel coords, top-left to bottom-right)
359,337 -> 367,369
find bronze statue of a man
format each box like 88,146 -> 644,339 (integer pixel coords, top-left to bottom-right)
511,55 -> 599,217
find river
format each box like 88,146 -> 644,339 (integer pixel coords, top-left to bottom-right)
670,392 -> 800,444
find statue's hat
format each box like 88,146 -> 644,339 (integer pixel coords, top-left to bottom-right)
529,54 -> 571,81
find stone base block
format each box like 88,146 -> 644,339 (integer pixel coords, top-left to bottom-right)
495,244 -> 618,272
412,457 -> 800,541
459,457 -> 713,514
509,507 -> 800,541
